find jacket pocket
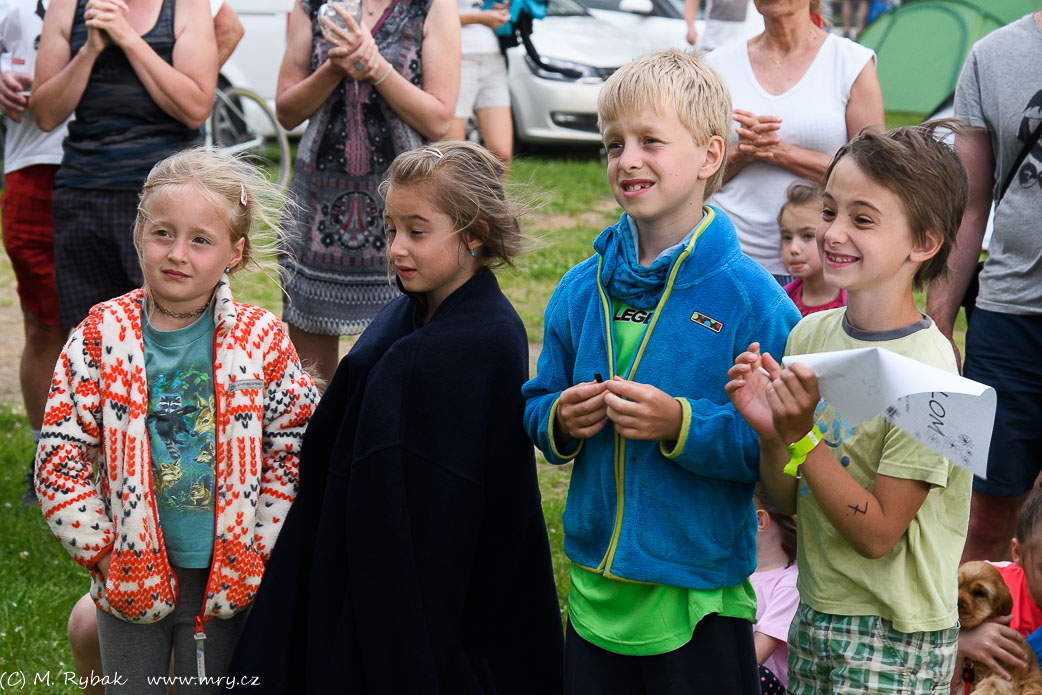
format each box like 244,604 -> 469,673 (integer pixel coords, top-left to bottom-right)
560,456 -> 614,565
631,461 -> 725,565
97,550 -> 178,623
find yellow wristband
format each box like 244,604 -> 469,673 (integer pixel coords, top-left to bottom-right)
783,424 -> 822,478
372,64 -> 394,86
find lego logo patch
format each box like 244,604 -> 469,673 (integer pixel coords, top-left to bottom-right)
690,311 -> 723,333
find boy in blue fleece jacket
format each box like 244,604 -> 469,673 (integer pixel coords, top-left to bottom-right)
522,49 -> 801,695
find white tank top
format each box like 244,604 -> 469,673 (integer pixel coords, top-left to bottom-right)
706,34 -> 875,274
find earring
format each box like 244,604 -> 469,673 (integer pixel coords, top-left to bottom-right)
469,249 -> 476,258
224,267 -> 231,274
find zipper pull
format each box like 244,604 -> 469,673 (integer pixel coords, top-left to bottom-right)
194,616 -> 207,679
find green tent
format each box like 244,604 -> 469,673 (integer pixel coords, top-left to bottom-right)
859,0 -> 1039,116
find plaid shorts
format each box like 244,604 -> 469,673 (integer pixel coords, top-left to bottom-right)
52,187 -> 143,329
1,165 -> 61,325
787,602 -> 958,695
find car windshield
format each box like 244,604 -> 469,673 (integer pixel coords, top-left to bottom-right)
549,0 -> 590,17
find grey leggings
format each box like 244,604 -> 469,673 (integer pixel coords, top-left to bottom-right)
95,567 -> 248,694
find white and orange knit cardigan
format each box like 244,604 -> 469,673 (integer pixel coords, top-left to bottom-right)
35,281 -> 318,625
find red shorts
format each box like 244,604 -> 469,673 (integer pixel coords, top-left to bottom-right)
1,165 -> 60,326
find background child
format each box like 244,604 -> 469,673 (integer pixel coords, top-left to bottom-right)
727,122 -> 972,693
523,49 -> 800,695
227,141 -> 565,693
34,148 -> 318,692
959,487 -> 1042,681
778,180 -> 846,317
751,485 -> 799,692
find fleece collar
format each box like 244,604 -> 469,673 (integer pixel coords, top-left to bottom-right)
593,206 -> 740,308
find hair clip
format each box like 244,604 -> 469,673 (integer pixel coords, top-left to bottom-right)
421,147 -> 444,159
240,182 -> 248,206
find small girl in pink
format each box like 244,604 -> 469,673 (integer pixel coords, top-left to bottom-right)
778,180 -> 846,317
751,486 -> 800,692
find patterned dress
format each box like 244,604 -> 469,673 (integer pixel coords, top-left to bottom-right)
281,0 -> 431,335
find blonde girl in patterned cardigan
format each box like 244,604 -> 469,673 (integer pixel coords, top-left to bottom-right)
35,148 -> 319,693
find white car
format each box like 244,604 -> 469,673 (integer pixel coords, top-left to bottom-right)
220,0 -> 696,145
583,0 -> 690,51
508,0 -> 688,145
221,0 -> 289,110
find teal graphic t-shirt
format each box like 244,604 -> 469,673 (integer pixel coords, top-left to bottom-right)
143,309 -> 217,569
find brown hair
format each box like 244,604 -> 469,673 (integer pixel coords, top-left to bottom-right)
821,119 -> 968,290
134,146 -> 289,277
378,141 -> 528,269
777,179 -> 824,229
1017,488 -> 1042,546
597,48 -> 731,198
755,485 -> 798,568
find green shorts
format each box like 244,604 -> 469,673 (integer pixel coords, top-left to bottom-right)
787,602 -> 958,694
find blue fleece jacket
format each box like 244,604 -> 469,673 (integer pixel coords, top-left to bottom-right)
523,207 -> 800,590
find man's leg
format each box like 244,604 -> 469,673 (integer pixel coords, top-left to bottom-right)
961,309 -> 1042,561
0,164 -> 66,503
20,306 -> 68,430
962,490 -> 1027,562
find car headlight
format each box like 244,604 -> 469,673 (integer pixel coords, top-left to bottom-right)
523,55 -> 606,83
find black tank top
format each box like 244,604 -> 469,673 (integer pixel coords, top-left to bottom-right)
57,0 -> 202,190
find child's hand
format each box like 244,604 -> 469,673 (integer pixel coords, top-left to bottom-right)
95,552 -> 111,583
555,381 -> 609,441
959,615 -> 1027,680
725,342 -> 779,439
602,377 -> 682,441
766,361 -> 819,445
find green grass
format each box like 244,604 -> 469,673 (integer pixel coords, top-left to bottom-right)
0,144 -> 972,681
498,155 -> 618,336
0,409 -> 87,694
538,463 -> 573,619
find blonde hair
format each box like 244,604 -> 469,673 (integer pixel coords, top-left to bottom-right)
134,147 -> 290,280
597,49 -> 731,198
378,141 -> 528,269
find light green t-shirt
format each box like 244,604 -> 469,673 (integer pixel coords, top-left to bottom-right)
785,308 -> 971,633
567,299 -> 757,655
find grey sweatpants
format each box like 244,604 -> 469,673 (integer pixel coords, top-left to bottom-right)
95,567 -> 248,694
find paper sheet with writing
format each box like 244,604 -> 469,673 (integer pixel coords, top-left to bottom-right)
782,347 -> 996,478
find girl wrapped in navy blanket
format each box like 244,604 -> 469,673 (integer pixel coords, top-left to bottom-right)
226,141 -> 565,694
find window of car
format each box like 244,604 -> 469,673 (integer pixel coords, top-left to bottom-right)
577,0 -> 621,11
548,0 -> 591,17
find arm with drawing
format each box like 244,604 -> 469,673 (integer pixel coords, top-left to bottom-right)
728,344 -> 930,558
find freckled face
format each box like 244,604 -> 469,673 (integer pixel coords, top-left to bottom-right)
138,185 -> 243,312
602,107 -> 721,235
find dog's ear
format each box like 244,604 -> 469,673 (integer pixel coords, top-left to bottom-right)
995,579 -> 1014,617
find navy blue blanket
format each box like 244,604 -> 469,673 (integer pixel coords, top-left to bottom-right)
226,271 -> 564,693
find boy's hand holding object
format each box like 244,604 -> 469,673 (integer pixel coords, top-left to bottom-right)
555,380 -> 609,440
603,377 -> 682,442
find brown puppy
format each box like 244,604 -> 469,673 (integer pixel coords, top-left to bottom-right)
958,561 -> 1042,694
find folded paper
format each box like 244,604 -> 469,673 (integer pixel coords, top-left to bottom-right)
782,347 -> 996,478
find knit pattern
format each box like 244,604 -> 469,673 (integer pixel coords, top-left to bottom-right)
36,280 -> 318,624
